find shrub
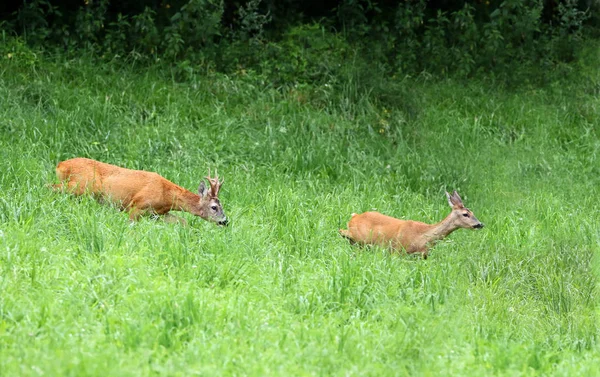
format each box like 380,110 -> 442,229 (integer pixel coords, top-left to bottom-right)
1,0 -> 596,82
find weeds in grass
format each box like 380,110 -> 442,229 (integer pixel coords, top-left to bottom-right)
0,52 -> 598,376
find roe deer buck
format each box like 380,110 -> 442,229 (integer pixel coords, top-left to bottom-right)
53,157 -> 228,226
339,191 -> 483,258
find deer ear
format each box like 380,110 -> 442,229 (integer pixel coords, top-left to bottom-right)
446,191 -> 454,207
446,191 -> 465,208
198,181 -> 209,197
453,190 -> 463,204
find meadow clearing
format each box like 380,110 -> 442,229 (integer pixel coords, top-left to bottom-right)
0,49 -> 599,376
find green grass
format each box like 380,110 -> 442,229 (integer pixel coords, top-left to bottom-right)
1,47 -> 599,376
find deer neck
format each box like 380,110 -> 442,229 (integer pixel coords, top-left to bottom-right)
422,213 -> 459,244
170,186 -> 201,214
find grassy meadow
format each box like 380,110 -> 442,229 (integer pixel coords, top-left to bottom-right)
1,50 -> 599,376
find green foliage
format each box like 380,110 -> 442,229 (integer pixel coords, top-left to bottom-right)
358,0 -> 594,79
13,0 -> 60,45
73,0 -> 109,52
131,7 -> 160,57
163,0 -> 224,61
0,35 -> 40,68
1,45 -> 599,375
104,13 -> 132,56
261,24 -> 349,86
236,0 -> 272,42
1,0 -> 597,81
389,0 -> 426,73
551,0 -> 590,61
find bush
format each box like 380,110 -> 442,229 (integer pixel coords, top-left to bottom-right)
0,0 -> 597,82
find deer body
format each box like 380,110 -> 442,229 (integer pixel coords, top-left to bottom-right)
340,191 -> 483,258
53,157 -> 227,225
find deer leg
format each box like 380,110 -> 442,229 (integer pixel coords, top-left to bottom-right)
163,213 -> 188,226
128,193 -> 156,221
50,180 -> 80,194
128,207 -> 145,222
339,229 -> 357,244
50,183 -> 65,192
61,180 -> 92,195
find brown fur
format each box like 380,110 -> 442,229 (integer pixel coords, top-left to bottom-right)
53,157 -> 227,225
340,191 -> 483,258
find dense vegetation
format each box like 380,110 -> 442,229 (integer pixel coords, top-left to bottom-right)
1,0 -> 599,375
1,0 -> 598,82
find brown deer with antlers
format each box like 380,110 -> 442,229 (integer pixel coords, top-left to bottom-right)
53,157 -> 228,226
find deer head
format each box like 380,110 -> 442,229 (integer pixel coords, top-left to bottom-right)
446,191 -> 484,230
198,169 -> 228,226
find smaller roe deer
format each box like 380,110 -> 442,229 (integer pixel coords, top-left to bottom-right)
53,157 -> 228,226
339,191 -> 483,258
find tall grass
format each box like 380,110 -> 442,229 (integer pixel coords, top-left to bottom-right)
0,49 -> 598,376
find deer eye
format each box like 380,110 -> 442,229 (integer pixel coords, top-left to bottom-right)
211,205 -> 218,211
462,213 -> 469,217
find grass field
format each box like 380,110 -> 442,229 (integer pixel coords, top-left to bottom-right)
1,48 -> 599,376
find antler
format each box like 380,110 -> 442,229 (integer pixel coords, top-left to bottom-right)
205,168 -> 223,197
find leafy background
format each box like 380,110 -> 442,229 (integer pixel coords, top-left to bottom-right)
1,0 -> 599,375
